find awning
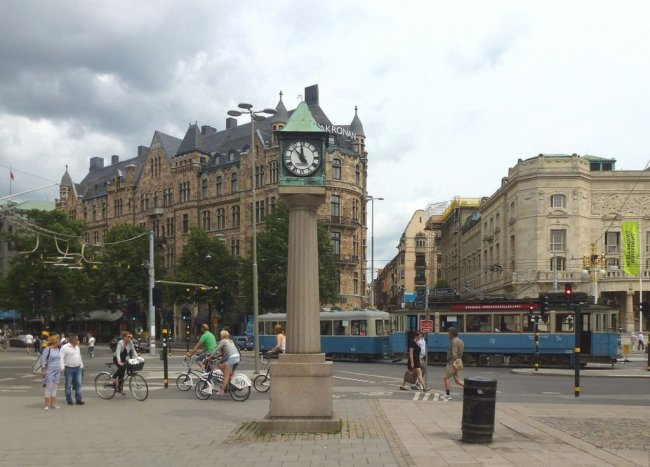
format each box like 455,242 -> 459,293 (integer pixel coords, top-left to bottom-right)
0,310 -> 22,319
73,310 -> 124,322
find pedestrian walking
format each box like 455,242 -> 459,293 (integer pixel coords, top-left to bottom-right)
25,333 -> 34,354
87,333 -> 96,358
442,327 -> 464,401
40,335 -> 63,410
60,334 -> 85,405
1,331 -> 7,351
400,331 -> 429,392
411,331 -> 427,390
33,335 -> 41,354
638,332 -> 645,351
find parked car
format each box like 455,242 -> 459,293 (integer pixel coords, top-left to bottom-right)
233,336 -> 254,351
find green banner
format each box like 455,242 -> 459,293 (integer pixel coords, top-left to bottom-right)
621,221 -> 640,275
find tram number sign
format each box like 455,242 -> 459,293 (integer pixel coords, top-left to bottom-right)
419,319 -> 433,333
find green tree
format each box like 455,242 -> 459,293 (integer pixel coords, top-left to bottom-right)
0,209 -> 90,322
240,202 -> 340,313
93,223 -> 150,307
174,227 -> 240,315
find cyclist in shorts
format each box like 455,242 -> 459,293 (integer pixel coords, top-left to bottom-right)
209,330 -> 240,395
186,324 -> 217,369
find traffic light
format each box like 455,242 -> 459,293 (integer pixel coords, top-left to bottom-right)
564,283 -> 573,304
153,287 -> 163,307
539,295 -> 550,322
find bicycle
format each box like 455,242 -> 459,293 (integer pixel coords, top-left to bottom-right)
94,358 -> 148,401
176,355 -> 205,391
253,353 -> 272,392
194,357 -> 252,402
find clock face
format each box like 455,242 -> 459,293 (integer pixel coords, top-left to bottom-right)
283,141 -> 321,177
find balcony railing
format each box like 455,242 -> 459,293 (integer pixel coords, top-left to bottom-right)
332,254 -> 359,265
318,215 -> 361,228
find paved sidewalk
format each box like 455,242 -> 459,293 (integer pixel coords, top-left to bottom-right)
1,348 -> 649,466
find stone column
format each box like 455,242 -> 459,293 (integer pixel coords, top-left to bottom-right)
260,187 -> 338,433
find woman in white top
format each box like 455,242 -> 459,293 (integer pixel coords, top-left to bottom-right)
268,324 -> 286,355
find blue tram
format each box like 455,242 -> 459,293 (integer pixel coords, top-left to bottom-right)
257,310 -> 391,361
389,301 -> 619,367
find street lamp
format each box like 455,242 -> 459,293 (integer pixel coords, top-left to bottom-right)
366,195 -> 384,309
582,243 -> 605,305
227,103 -> 276,373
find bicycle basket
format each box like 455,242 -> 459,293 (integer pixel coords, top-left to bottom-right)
127,358 -> 145,372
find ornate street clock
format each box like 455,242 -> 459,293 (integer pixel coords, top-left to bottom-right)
278,102 -> 327,187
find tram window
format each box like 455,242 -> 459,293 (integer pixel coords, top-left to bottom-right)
439,315 -> 463,332
376,319 -> 389,336
320,320 -> 333,336
611,314 -> 617,332
494,314 -> 521,332
333,320 -> 347,336
351,320 -> 367,336
555,313 -> 574,332
466,314 -> 491,332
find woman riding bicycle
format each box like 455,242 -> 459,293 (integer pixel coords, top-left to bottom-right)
267,324 -> 286,356
208,330 -> 240,395
112,331 -> 139,394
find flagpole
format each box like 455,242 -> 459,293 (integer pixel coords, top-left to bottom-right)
640,227 -> 643,334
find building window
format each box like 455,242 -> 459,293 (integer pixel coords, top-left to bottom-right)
216,176 -> 223,196
550,256 -> 566,271
353,272 -> 359,295
166,217 -> 175,237
201,179 -> 208,199
166,246 -> 174,269
550,229 -> 566,251
269,161 -> 278,184
179,182 -> 190,202
163,188 -> 173,207
605,231 -> 620,254
607,257 -> 620,269
551,194 -> 567,208
353,233 -> 359,257
269,196 -> 277,214
352,199 -> 359,221
355,164 -> 360,185
255,200 -> 265,224
101,202 -> 107,219
217,208 -> 226,230
182,214 -> 189,234
332,159 -> 341,180
231,238 -> 240,256
331,231 -> 341,255
202,210 -> 211,231
330,195 -> 340,218
231,205 -> 240,227
231,173 -> 238,193
255,166 -> 264,188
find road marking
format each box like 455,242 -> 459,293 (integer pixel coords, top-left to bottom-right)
337,370 -> 401,381
333,375 -> 375,383
0,377 -> 15,382
542,392 -> 562,395
433,392 -> 440,401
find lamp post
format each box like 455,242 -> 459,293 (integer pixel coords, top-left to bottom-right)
366,195 -> 384,309
227,103 -> 276,373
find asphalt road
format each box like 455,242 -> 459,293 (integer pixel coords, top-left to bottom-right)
2,345 -> 648,406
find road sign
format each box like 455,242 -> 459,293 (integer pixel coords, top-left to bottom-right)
420,319 -> 433,333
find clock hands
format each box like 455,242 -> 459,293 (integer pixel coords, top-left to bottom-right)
297,143 -> 307,164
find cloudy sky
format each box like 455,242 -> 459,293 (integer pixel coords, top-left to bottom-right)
1,0 -> 650,275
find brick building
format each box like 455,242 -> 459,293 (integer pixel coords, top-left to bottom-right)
56,85 -> 370,322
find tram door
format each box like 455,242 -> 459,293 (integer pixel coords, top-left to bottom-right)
407,315 -> 419,331
579,312 -> 592,353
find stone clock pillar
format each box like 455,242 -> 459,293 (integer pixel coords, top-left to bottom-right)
259,102 -> 338,433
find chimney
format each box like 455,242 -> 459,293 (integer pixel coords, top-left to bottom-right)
305,84 -> 319,106
226,117 -> 238,129
89,156 -> 104,172
201,125 -> 217,135
138,145 -> 149,157
125,164 -> 136,184
111,155 -> 119,165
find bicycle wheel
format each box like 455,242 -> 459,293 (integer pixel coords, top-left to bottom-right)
176,373 -> 193,391
194,379 -> 212,400
253,374 -> 270,393
129,374 -> 148,401
31,355 -> 42,373
95,372 -> 117,399
229,384 -> 251,402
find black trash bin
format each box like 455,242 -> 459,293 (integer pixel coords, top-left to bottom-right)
461,376 -> 497,444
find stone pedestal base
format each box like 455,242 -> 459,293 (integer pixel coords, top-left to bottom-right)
258,353 -> 339,433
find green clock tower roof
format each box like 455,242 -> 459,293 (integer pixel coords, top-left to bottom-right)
281,101 -> 322,133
